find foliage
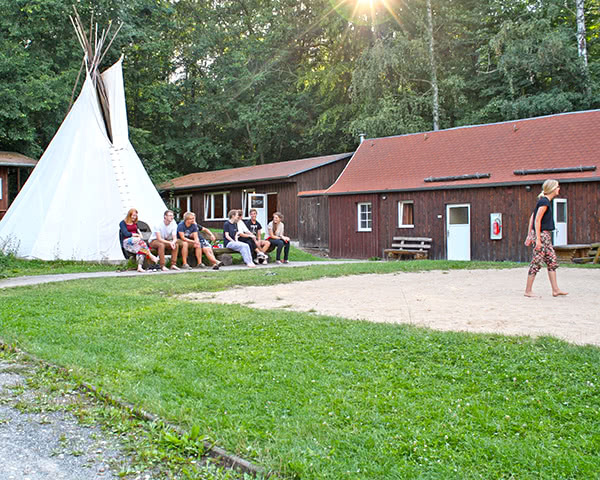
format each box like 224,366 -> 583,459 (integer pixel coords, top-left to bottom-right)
0,265 -> 598,478
0,0 -> 598,181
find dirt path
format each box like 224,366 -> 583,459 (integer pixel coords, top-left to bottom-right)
183,267 -> 600,347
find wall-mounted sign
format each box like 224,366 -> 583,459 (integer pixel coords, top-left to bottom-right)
490,213 -> 502,240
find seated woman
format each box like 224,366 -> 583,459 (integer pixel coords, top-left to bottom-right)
223,210 -> 256,268
236,209 -> 268,263
264,211 -> 290,264
119,208 -> 159,273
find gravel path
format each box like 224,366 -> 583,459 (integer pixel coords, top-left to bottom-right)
0,360 -> 133,480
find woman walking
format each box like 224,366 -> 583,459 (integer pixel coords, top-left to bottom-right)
524,180 -> 568,297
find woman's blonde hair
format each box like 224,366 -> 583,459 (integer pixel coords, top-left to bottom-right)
272,211 -> 284,222
183,211 -> 196,221
538,179 -> 559,198
124,208 -> 138,224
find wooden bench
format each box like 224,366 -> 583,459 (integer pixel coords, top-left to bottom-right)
553,244 -> 592,263
193,231 -> 274,266
573,242 -> 600,264
384,236 -> 432,260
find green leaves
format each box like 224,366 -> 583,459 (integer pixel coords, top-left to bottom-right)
0,0 -> 598,181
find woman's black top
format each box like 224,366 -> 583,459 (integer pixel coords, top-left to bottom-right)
533,197 -> 555,232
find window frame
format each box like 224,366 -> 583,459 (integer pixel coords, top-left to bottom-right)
172,195 -> 192,220
398,200 -> 415,228
357,202 -> 372,232
204,192 -> 230,221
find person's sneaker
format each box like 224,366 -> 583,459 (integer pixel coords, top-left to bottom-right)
282,260 -> 289,264
195,263 -> 206,269
170,265 -> 180,271
212,263 -> 220,270
161,266 -> 169,272
276,260 -> 282,265
181,264 -> 192,270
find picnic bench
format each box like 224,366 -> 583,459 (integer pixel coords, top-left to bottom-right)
572,242 -> 600,264
553,244 -> 594,264
384,236 -> 432,260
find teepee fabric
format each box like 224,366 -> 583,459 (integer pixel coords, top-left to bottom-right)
0,57 -> 166,261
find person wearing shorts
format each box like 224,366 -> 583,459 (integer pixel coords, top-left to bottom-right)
177,212 -> 222,270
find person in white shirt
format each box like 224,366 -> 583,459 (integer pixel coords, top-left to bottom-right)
149,210 -> 180,271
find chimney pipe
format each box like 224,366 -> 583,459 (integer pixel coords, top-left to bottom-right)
359,133 -> 366,143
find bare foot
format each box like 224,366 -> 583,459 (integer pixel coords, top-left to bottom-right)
552,291 -> 568,297
524,292 -> 539,298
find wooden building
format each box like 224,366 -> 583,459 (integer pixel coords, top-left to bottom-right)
159,152 -> 352,243
0,152 -> 38,220
321,110 -> 600,261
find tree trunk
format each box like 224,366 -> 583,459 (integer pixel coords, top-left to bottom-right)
426,0 -> 439,131
575,0 -> 588,68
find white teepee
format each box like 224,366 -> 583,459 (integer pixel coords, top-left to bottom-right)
0,57 -> 166,261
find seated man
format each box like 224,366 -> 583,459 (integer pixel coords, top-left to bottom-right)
177,212 -> 222,270
149,209 -> 180,271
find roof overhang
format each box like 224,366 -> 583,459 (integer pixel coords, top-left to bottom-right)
324,176 -> 600,196
159,175 -> 296,192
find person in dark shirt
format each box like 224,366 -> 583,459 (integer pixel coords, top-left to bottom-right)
177,212 -> 222,270
223,210 -> 256,268
245,208 -> 270,253
119,208 -> 159,273
524,179 -> 567,297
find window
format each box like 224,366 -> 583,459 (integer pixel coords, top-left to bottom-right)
204,192 -> 230,220
171,195 -> 192,220
398,201 -> 414,228
357,202 -> 372,232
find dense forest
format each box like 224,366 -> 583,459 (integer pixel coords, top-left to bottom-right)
1,0 -> 598,183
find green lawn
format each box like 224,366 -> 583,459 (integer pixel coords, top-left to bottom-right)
0,244 -> 325,279
0,262 -> 599,479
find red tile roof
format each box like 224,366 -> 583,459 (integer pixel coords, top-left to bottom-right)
326,110 -> 600,195
0,151 -> 37,167
160,152 -> 353,191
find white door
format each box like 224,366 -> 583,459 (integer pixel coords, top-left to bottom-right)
553,198 -> 567,246
248,193 -> 268,238
446,204 -> 471,261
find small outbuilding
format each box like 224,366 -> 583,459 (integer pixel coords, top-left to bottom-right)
0,152 -> 38,220
160,152 -> 353,243
320,110 -> 600,262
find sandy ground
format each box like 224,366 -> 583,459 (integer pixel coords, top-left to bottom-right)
183,267 -> 600,347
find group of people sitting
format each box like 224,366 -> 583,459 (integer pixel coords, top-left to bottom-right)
119,208 -> 290,272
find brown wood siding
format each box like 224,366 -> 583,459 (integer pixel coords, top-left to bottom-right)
329,182 -> 600,261
329,194 -> 380,258
295,159 -> 349,192
298,196 -> 329,248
